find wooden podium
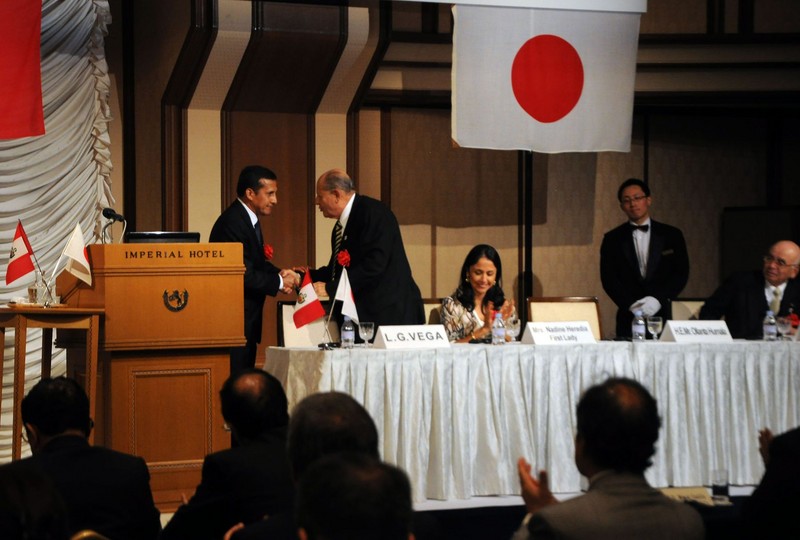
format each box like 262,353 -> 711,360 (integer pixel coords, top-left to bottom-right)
57,243 -> 244,510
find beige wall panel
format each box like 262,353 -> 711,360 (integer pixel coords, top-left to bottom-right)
187,109 -> 221,242
400,224 -> 434,298
357,109 -> 382,199
315,114 -> 348,265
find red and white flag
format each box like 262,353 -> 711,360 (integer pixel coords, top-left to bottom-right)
334,268 -> 359,324
452,2 -> 644,153
6,220 -> 36,285
0,0 -> 44,139
63,223 -> 92,286
294,271 -> 326,328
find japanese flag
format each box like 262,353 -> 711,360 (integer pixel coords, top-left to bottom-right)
452,3 -> 643,153
63,223 -> 92,286
334,268 -> 359,324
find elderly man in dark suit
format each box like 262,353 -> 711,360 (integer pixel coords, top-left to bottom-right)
700,240 -> 800,339
308,168 -> 424,330
20,377 -> 161,540
600,178 -> 690,338
210,165 -> 299,371
513,377 -> 704,540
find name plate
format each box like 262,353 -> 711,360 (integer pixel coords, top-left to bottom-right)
521,321 -> 596,344
660,320 -> 732,343
373,325 -> 450,349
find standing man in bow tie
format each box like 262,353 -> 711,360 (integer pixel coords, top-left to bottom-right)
210,165 -> 299,372
600,178 -> 689,339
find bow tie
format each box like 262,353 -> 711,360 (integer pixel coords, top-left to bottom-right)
629,224 -> 649,232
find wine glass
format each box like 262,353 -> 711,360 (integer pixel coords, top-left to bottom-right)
646,316 -> 663,341
776,316 -> 792,341
358,322 -> 375,348
505,317 -> 521,341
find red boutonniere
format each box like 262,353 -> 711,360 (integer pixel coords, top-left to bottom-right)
337,249 -> 351,267
263,244 -> 274,260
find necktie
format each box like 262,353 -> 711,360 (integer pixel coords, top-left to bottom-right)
770,287 -> 781,314
331,220 -> 343,281
629,224 -> 649,232
254,222 -> 263,246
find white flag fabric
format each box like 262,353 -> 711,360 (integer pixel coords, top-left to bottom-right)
334,267 -> 359,324
64,223 -> 92,286
452,4 -> 642,153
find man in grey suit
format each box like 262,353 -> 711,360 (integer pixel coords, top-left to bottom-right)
513,377 -> 704,540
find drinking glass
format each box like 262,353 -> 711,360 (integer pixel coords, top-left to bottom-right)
358,322 -> 375,348
646,316 -> 663,341
711,468 -> 730,504
776,316 -> 792,340
505,317 -> 521,341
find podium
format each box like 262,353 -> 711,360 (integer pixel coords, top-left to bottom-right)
57,243 -> 244,510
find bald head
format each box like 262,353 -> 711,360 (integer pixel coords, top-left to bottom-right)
315,169 -> 355,220
763,240 -> 800,287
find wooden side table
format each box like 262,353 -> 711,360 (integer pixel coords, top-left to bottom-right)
0,306 -> 103,459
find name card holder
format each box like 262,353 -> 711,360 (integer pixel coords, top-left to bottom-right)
521,321 -> 596,344
660,320 -> 733,343
373,325 -> 450,349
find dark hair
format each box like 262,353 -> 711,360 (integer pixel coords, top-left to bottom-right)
577,377 -> 661,475
296,454 -> 412,540
220,369 -> 289,443
236,165 -> 277,198
21,377 -> 92,437
0,460 -> 69,540
287,392 -> 379,478
616,178 -> 650,202
454,244 -> 505,311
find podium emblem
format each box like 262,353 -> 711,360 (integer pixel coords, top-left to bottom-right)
163,289 -> 189,312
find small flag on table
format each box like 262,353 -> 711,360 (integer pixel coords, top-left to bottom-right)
6,220 -> 36,285
294,271 -> 325,328
63,223 -> 92,286
334,267 -> 359,324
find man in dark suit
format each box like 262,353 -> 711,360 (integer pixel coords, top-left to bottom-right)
513,377 -> 704,540
210,165 -> 299,371
600,178 -> 689,338
20,377 -> 161,540
700,240 -> 800,339
308,169 -> 424,331
161,369 -> 295,540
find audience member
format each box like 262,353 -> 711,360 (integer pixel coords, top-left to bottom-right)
20,376 -> 161,540
600,178 -> 689,338
161,369 -> 295,539
0,458 -> 69,540
700,240 -> 800,338
296,453 -> 414,540
742,426 -> 800,538
512,377 -> 703,540
440,244 -> 516,343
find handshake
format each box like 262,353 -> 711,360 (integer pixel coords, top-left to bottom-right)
279,268 -> 301,294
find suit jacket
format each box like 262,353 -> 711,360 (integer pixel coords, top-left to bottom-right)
699,270 -> 800,339
743,427 -> 800,539
210,201 -> 281,344
310,194 -> 424,328
600,220 -> 689,338
29,435 -> 161,540
513,471 -> 704,540
161,428 -> 294,540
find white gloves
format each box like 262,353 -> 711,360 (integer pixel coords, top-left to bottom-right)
630,296 -> 661,317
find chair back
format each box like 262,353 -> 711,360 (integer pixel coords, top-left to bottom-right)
277,301 -> 339,347
71,531 -> 110,540
423,298 -> 443,324
527,296 -> 603,340
669,298 -> 705,320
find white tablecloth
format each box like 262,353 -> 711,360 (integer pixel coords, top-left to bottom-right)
264,342 -> 800,502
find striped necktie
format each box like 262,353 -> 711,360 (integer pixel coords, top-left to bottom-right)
770,287 -> 781,314
331,220 -> 343,281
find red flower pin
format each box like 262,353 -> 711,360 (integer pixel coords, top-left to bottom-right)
337,249 -> 351,267
263,244 -> 274,260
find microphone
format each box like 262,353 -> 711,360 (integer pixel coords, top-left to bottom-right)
102,208 -> 125,222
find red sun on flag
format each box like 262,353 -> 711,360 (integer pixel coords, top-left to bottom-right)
511,34 -> 584,124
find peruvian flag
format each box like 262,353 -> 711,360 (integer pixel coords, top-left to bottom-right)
452,1 -> 644,153
334,267 -> 359,324
6,221 -> 36,285
0,0 -> 45,139
293,271 -> 326,328
63,223 -> 92,286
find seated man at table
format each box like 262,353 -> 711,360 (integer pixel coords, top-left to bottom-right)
700,240 -> 800,339
20,377 -> 161,540
512,377 -> 704,540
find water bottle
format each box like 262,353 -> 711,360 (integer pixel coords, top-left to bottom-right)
631,310 -> 646,341
341,316 -> 355,349
491,312 -> 505,345
763,310 -> 778,341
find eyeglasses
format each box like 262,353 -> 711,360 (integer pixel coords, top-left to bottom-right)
763,254 -> 799,268
621,195 -> 647,205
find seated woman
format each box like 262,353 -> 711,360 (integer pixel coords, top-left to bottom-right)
441,244 -> 516,343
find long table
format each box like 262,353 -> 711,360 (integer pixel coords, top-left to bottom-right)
264,342 -> 800,502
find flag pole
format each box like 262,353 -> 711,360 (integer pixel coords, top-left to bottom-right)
20,219 -> 57,305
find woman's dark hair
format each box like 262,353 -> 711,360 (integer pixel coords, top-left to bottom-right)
454,244 -> 504,311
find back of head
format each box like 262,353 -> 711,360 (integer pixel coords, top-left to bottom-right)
288,392 -> 379,478
296,453 -> 412,540
577,377 -> 661,475
220,369 -> 289,443
236,165 -> 277,197
0,460 -> 69,540
21,377 -> 92,438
